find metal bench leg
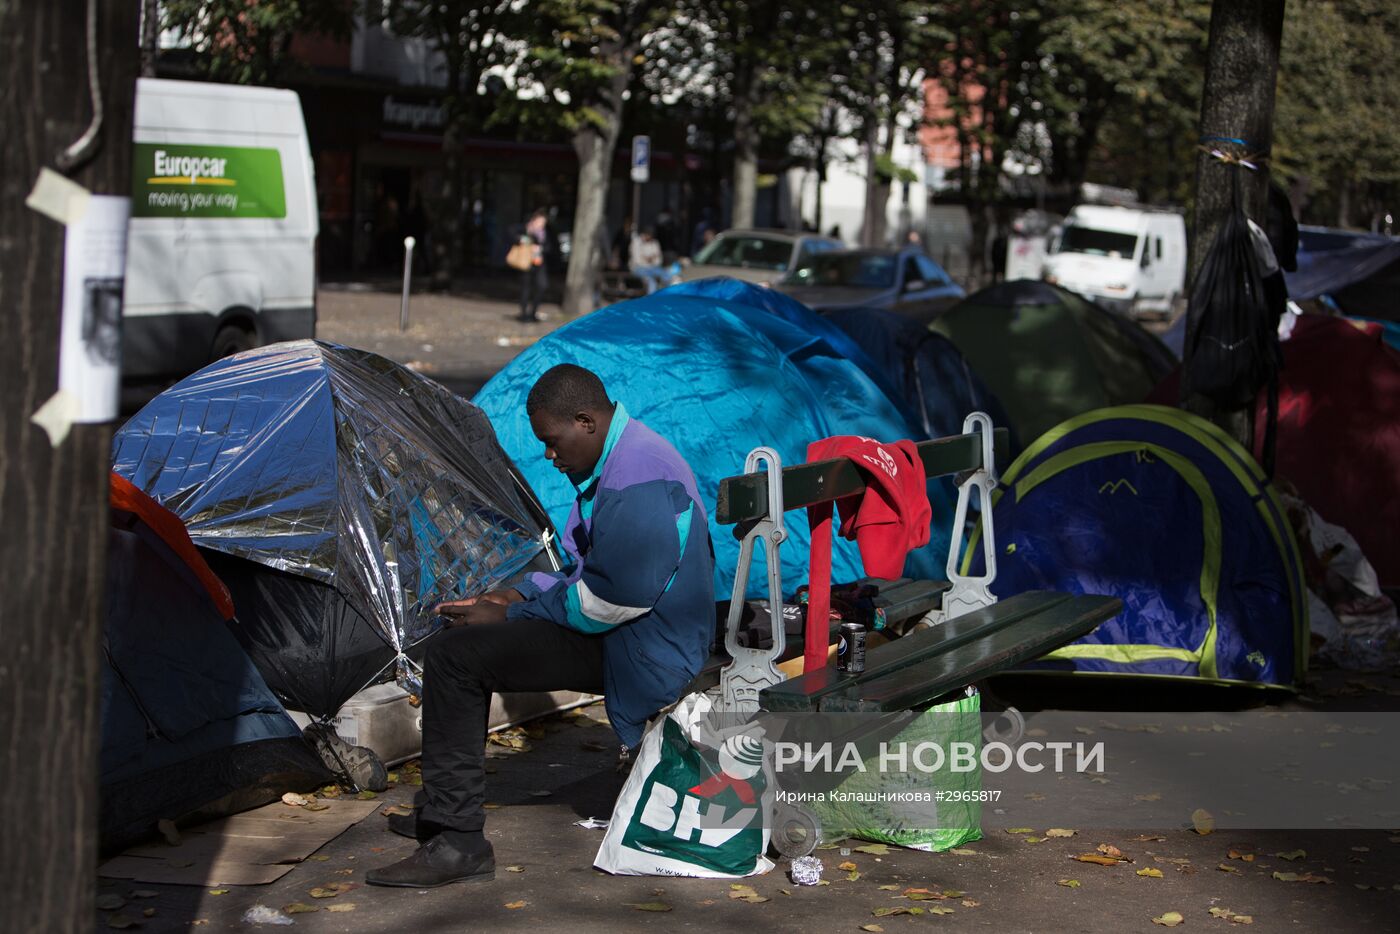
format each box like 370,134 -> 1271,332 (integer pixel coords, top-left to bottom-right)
719,447 -> 788,713
915,411 -> 1000,629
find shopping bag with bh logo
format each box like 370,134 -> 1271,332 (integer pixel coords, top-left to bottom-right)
594,692 -> 775,877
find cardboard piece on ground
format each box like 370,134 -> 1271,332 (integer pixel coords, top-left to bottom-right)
98,798 -> 380,886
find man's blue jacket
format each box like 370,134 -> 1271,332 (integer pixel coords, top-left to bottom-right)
507,404 -> 714,747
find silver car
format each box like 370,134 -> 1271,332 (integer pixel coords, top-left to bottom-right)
776,246 -> 965,323
680,229 -> 844,285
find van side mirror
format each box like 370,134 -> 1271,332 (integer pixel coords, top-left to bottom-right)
1140,251 -> 1151,269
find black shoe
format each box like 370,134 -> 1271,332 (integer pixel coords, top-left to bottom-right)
387,810 -> 441,841
365,835 -> 496,888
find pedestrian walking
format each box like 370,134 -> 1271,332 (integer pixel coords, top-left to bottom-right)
517,208 -> 549,322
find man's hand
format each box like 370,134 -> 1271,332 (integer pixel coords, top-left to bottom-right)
433,589 -> 521,627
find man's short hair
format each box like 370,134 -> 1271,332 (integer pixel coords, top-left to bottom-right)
527,364 -> 611,421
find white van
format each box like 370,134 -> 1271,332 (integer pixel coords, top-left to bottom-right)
123,78 -> 317,379
1041,204 -> 1186,316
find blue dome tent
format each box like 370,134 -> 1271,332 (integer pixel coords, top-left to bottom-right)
472,291 -> 956,599
822,306 -> 1017,445
963,405 -> 1307,687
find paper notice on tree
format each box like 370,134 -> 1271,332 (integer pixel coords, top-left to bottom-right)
59,195 -> 129,422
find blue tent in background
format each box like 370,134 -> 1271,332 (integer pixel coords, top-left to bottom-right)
822,306 -> 1017,445
662,278 -> 920,425
472,291 -> 956,600
964,405 -> 1307,688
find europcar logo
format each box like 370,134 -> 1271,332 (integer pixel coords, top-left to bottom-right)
132,143 -> 286,219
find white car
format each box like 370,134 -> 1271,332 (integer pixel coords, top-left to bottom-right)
680,229 -> 843,286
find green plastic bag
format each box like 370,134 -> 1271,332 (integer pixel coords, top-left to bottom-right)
810,690 -> 983,851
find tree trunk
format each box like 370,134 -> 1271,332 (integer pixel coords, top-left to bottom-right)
1,1 -> 138,930
1185,0 -> 1286,443
731,72 -> 758,230
562,44 -> 633,318
140,0 -> 159,76
861,118 -> 882,247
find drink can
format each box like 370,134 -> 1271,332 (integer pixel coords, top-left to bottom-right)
837,621 -> 866,674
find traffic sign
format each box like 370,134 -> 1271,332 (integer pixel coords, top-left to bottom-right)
631,135 -> 650,184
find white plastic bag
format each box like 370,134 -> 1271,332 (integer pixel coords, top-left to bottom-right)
594,692 -> 774,877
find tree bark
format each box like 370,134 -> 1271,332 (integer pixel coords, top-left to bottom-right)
562,49 -> 632,318
1,1 -> 138,930
731,73 -> 758,231
1184,0 -> 1286,444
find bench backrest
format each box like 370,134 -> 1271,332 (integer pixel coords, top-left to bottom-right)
715,428 -> 1010,525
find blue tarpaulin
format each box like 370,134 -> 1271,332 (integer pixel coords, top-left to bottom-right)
472,289 -> 956,600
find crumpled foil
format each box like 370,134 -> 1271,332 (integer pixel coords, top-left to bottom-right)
789,855 -> 823,885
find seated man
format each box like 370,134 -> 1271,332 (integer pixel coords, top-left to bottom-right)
367,363 -> 715,888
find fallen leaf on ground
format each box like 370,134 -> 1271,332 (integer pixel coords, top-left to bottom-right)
282,792 -> 309,807
949,848 -> 978,856
1192,808 -> 1216,835
1274,849 -> 1306,861
283,903 -> 319,914
1137,868 -> 1164,878
1073,854 -> 1126,866
1136,793 -> 1163,802
483,802 -> 501,809
853,844 -> 889,856
1098,844 -> 1124,858
1273,871 -> 1331,884
1006,828 -> 1034,834
1227,850 -> 1254,862
877,884 -> 899,891
530,790 -> 552,797
961,899 -> 980,907
505,865 -> 525,873
309,887 -> 344,898
1025,837 -> 1044,844
860,925 -> 885,932
504,900 -> 527,909
96,895 -> 125,911
625,902 -> 673,912
105,915 -> 138,930
327,903 -> 356,913
307,855 -> 330,862
838,861 -> 858,871
1210,906 -> 1255,924
142,908 -> 156,918
902,888 -> 948,900
1045,828 -> 1076,838
1218,863 -> 1240,873
729,883 -> 768,903
356,790 -> 377,800
304,800 -> 330,811
157,819 -> 180,846
207,889 -> 229,896
872,907 -> 924,917
1057,879 -> 1081,888
846,870 -> 861,882
1153,910 -> 1185,927
1134,835 -> 1168,842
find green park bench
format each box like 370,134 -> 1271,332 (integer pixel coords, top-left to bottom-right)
697,413 -> 1123,715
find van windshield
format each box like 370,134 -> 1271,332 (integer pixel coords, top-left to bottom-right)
1058,225 -> 1138,259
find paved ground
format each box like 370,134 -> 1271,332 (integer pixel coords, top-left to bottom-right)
314,278 -> 572,401
96,670 -> 1400,933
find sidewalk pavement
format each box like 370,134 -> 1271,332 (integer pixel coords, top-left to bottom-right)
96,669 -> 1400,932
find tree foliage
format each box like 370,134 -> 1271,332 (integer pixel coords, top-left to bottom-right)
161,0 -> 353,84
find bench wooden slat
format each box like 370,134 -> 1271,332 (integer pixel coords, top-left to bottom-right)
811,595 -> 1122,713
759,591 -> 1078,712
715,428 -> 1010,525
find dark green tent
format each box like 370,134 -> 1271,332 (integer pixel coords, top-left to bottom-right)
930,281 -> 1175,445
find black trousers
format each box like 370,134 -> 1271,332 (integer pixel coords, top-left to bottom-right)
519,265 -> 547,320
418,617 -> 605,832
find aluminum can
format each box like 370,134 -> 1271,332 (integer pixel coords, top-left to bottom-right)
837,621 -> 866,674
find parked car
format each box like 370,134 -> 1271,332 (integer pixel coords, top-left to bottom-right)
1041,203 -> 1186,317
679,228 -> 843,285
776,246 -> 965,322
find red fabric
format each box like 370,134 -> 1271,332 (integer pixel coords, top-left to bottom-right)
109,473 -> 236,620
804,437 -> 931,673
1147,315 -> 1400,588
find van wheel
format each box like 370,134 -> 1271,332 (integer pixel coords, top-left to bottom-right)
210,324 -> 257,362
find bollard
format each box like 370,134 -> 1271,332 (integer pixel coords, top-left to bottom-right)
399,236 -> 416,332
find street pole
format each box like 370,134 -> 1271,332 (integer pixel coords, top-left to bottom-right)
0,1 -> 140,931
1184,0 -> 1286,445
400,236 -> 416,332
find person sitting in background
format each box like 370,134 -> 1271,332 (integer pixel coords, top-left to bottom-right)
629,228 -> 670,295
